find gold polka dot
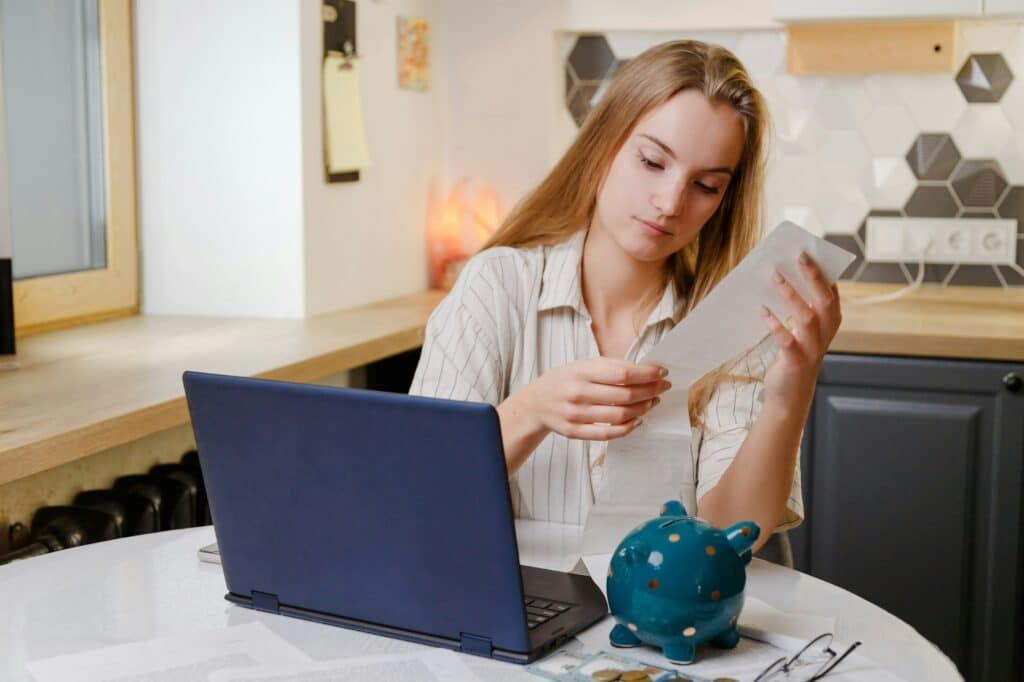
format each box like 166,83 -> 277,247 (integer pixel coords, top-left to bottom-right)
668,533 -> 680,543
660,504 -> 667,514
608,566 -> 614,577
628,623 -> 638,632
648,579 -> 660,590
711,590 -> 721,601
705,545 -> 717,556
683,626 -> 697,637
741,526 -> 751,537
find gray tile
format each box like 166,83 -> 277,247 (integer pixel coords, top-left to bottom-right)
567,82 -> 600,127
856,263 -> 911,284
905,133 -> 961,181
950,160 -> 1008,208
956,53 -> 1015,103
947,263 -> 1004,287
824,234 -> 863,279
904,185 -> 960,217
997,186 -> 1024,238
1000,264 -> 1024,286
568,35 -> 616,82
921,263 -> 956,284
959,209 -> 997,218
608,58 -> 629,79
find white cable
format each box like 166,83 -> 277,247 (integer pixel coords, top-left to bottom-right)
845,235 -> 931,306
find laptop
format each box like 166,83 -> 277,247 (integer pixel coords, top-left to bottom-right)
182,370 -> 608,664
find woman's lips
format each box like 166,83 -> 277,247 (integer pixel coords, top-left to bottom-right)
636,217 -> 672,237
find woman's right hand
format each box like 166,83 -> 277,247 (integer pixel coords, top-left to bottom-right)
515,358 -> 671,441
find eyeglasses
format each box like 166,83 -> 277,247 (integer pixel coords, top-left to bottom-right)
753,633 -> 863,681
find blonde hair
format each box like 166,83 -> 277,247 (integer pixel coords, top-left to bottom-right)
481,40 -> 771,426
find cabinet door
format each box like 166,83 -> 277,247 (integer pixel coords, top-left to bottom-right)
790,354 -> 1023,682
772,0 -> 982,21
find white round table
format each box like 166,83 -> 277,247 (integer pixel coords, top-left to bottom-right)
0,522 -> 960,681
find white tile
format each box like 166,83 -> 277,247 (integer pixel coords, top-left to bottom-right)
816,78 -> 873,131
1004,25 -> 1024,74
861,104 -> 919,157
996,154 -> 1024,185
863,74 -> 923,106
862,157 -> 917,211
775,106 -> 826,154
896,76 -> 967,133
952,104 -> 1016,159
781,205 -> 823,236
817,130 -> 871,186
1000,79 -> 1024,131
733,31 -> 786,80
603,33 -> 664,58
766,153 -> 824,205
775,74 -> 827,108
813,183 -> 870,235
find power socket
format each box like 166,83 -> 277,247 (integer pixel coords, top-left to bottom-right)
865,217 -> 1018,265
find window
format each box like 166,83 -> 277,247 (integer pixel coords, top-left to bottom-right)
0,0 -> 137,335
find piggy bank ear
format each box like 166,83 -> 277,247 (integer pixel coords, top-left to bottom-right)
724,521 -> 761,564
659,500 -> 687,517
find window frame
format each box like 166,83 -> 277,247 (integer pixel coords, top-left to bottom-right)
8,0 -> 138,336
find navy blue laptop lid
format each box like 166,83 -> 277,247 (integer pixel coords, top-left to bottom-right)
182,371 -> 531,654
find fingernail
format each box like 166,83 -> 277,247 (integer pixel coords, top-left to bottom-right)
653,397 -> 661,406
799,251 -> 811,266
659,366 -> 669,378
635,417 -> 644,426
760,304 -> 771,317
663,381 -> 672,390
771,269 -> 785,284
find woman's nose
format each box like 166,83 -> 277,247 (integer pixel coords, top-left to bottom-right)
652,184 -> 684,217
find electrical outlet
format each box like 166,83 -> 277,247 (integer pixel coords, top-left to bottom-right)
865,217 -> 1018,265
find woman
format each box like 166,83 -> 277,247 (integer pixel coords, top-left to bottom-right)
409,40 -> 841,560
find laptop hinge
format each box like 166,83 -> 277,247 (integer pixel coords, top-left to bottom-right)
251,590 -> 280,613
460,632 -> 493,656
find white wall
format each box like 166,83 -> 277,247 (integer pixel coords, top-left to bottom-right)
300,0 -> 445,316
135,0 -> 306,318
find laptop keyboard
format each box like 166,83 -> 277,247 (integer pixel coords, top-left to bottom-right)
523,596 -> 573,629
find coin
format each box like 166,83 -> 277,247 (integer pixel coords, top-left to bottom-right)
621,672 -> 650,681
591,670 -> 622,682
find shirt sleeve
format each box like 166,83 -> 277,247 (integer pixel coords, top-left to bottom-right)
693,335 -> 805,533
408,254 -> 510,405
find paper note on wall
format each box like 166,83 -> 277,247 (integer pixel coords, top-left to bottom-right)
322,54 -> 371,173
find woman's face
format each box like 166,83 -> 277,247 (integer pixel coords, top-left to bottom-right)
592,88 -> 747,265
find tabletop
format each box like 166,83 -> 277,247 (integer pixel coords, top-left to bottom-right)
0,522 -> 961,682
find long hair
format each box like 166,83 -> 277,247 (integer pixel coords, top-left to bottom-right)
481,39 -> 771,427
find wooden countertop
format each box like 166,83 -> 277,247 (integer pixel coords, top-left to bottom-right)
2,283 -> 1022,488
0,291 -> 445,487
832,282 -> 1024,363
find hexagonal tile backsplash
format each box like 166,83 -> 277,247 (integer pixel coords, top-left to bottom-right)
561,23 -> 1024,288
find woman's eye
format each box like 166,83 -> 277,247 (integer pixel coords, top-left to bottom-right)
639,154 -> 664,171
696,182 -> 720,195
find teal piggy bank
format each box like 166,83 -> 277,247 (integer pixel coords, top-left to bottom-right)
606,500 -> 760,664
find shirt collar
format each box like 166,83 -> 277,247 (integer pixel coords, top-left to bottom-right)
538,229 -> 686,328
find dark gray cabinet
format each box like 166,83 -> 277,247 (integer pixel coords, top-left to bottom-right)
790,353 -> 1024,682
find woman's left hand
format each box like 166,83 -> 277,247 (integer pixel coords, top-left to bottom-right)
759,251 -> 843,412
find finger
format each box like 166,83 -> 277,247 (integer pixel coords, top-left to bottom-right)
565,398 -> 659,425
771,269 -> 821,348
796,251 -> 836,311
760,305 -> 802,359
582,379 -> 671,405
581,357 -> 668,385
564,417 -> 643,442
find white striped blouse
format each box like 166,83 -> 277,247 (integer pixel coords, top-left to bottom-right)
409,228 -> 804,531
